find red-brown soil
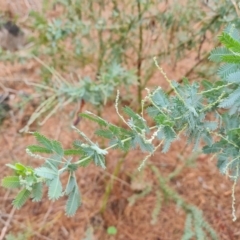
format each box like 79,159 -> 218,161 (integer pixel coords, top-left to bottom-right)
1,1 -> 240,240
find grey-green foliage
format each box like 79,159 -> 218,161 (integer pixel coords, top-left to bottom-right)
2,133 -> 83,216
1,0 -> 239,130
151,164 -> 218,240
182,207 -> 218,240
2,24 -> 240,223
18,62 -> 137,132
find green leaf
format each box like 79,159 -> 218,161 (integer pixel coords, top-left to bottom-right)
67,163 -> 78,172
181,214 -> 194,240
107,226 -> 117,235
6,163 -> 33,176
219,87 -> 240,108
33,132 -> 63,157
27,145 -> 53,154
78,158 -> 92,167
203,121 -> 218,131
163,126 -> 176,140
15,163 -> 27,172
217,154 -> 229,174
95,129 -> 113,139
33,132 -> 52,149
133,134 -> 154,153
64,149 -> 84,155
193,209 -> 206,239
45,154 -> 62,170
227,70 -> 240,83
209,47 -> 232,62
162,139 -> 172,153
202,80 -> 213,90
32,182 -> 43,202
151,88 -> 169,107
65,175 -> 76,195
48,176 -> 63,200
65,186 -> 81,217
91,145 -> 108,155
93,153 -> 106,169
147,106 -> 159,118
13,189 -> 31,209
123,106 -> 148,131
35,167 -> 58,179
221,55 -> 240,64
202,132 -> 213,146
25,175 -> 35,186
157,126 -> 176,153
51,140 -> 64,157
154,114 -> 174,127
5,163 -> 18,171
218,64 -> 239,79
80,111 -> 108,127
224,24 -> 240,41
73,140 -> 83,149
219,32 -> 240,53
202,143 -> 223,154
2,176 -> 21,189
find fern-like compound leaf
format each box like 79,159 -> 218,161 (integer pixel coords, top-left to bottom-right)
209,47 -> 232,62
32,132 -> 64,158
13,188 -> 31,209
65,175 -> 76,195
93,153 -> 106,169
65,186 -> 81,217
147,106 -> 159,118
219,32 -> 240,53
35,167 -> 58,180
48,176 -> 63,200
203,121 -> 218,131
2,176 -> 21,189
224,24 -> 240,41
72,140 -> 83,149
192,209 -> 206,240
34,132 -> 53,149
27,145 -> 53,154
217,154 -> 230,174
218,63 -> 239,79
133,134 -> 154,153
163,126 -> 176,141
45,154 -> 62,170
226,70 -> 240,83
80,111 -> 108,127
151,88 -> 169,107
202,142 -> 223,154
78,157 -> 92,167
181,214 -> 194,240
95,129 -> 114,139
51,140 -> 64,157
219,87 -> 240,108
202,216 -> 219,240
221,55 -> 240,64
32,182 -> 43,202
64,149 -> 84,155
123,106 -> 149,132
154,114 -> 174,127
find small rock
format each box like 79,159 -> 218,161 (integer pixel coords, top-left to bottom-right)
0,20 -> 25,51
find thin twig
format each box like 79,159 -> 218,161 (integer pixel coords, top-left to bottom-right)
230,0 -> 240,17
167,53 -> 209,95
0,207 -> 16,240
137,0 -> 143,107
